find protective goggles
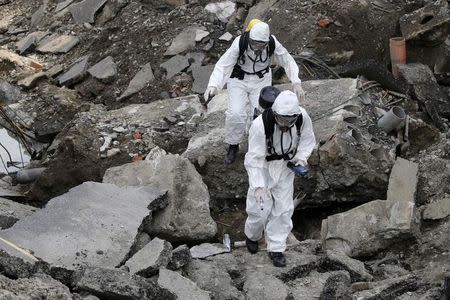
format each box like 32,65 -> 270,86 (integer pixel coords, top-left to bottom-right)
249,39 -> 268,51
274,113 -> 299,128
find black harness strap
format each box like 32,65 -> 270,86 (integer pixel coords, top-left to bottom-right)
262,109 -> 303,162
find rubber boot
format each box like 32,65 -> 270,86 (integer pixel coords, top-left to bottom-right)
268,252 -> 286,267
224,144 -> 239,165
245,237 -> 259,254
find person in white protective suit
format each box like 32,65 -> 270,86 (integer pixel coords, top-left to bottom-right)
244,90 -> 316,267
204,20 -> 305,165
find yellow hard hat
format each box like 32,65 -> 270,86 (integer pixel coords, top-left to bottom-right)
245,18 -> 262,32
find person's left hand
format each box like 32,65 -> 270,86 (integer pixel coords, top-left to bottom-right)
295,159 -> 307,166
293,82 -> 305,103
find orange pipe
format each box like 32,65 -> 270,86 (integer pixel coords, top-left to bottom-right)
389,37 -> 406,78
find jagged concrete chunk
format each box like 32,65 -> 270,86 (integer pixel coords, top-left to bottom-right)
387,157 -> 418,203
117,63 -> 154,101
0,273 -> 72,299
168,245 -> 191,270
322,200 -> 416,257
423,197 -> 450,220
191,64 -> 214,94
243,272 -> 288,300
55,0 -> 74,12
219,32 -> 233,41
74,267 -> 174,300
30,5 -> 46,30
0,80 -> 21,104
15,31 -> 48,55
0,182 -> 166,271
398,64 -> 448,129
353,275 -> 418,299
58,55 -> 90,86
244,0 -> 277,26
88,56 -> 117,83
205,1 -> 235,23
158,268 -> 211,300
190,243 -> 229,259
186,259 -> 244,300
125,237 -> 173,277
290,270 -> 351,300
68,0 -> 108,24
400,0 -> 450,41
323,250 -> 373,282
160,55 -> 190,79
103,155 -> 217,242
0,197 -> 38,229
164,26 -> 202,56
18,72 -> 47,89
37,35 -> 79,54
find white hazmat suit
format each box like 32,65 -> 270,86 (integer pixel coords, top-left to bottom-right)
206,22 -> 303,146
244,91 -> 316,252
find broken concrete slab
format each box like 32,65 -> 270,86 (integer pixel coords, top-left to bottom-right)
387,157 -> 418,203
191,64 -> 214,94
186,259 -> 244,300
73,266 -> 174,300
398,63 -> 448,129
422,197 -> 450,220
195,29 -> 210,42
87,56 -> 117,83
164,26 -> 202,56
205,1 -> 235,23
68,0 -> 108,24
190,243 -> 229,259
18,72 -> 47,89
322,250 -> 373,282
160,55 -> 190,79
321,200 -> 416,257
353,274 -> 418,299
185,52 -> 205,66
244,0 -> 277,27
0,273 -> 72,299
168,245 -> 191,270
30,4 -> 46,30
58,55 -> 90,86
0,80 -> 21,104
125,237 -> 172,277
0,197 -> 37,229
117,63 -> 154,101
36,34 -> 79,54
0,182 -> 166,272
103,155 -> 217,242
15,31 -> 48,55
400,0 -> 450,41
243,272 -> 288,300
55,0 -> 74,13
219,32 -> 233,41
289,270 -> 351,300
158,268 -> 211,300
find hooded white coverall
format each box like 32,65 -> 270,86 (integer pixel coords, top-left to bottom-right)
207,22 -> 301,145
244,91 -> 316,252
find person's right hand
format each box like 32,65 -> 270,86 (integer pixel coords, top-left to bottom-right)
204,86 -> 217,100
255,187 -> 265,204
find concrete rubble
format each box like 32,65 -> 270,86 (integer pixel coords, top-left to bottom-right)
321,157 -> 419,257
159,268 -> 211,300
103,155 -> 217,242
0,197 -> 37,229
125,237 -> 173,277
0,0 -> 449,297
0,182 -> 167,274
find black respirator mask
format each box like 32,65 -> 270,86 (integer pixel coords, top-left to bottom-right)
274,113 -> 299,132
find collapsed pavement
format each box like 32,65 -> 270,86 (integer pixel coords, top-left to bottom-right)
0,0 -> 450,298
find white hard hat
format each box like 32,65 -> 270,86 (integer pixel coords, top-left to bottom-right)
249,22 -> 270,42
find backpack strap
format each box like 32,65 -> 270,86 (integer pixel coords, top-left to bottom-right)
268,35 -> 275,57
262,109 -> 275,155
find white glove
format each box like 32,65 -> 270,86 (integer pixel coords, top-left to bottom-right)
204,86 -> 217,101
295,159 -> 307,166
293,83 -> 305,103
254,187 -> 266,204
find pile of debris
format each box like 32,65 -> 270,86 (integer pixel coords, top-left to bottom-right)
0,0 -> 449,298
